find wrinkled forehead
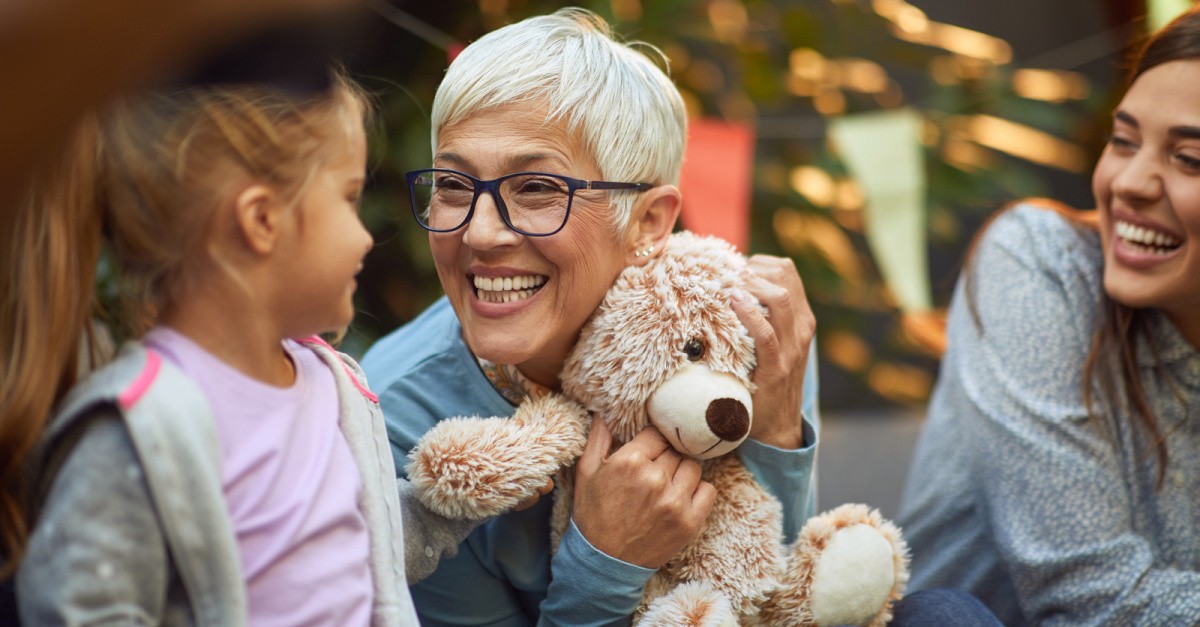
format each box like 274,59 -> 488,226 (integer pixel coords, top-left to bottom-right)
435,102 -> 600,175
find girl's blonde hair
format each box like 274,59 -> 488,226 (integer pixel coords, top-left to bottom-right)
0,70 -> 371,575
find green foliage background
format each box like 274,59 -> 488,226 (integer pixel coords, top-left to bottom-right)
340,0 -> 1125,410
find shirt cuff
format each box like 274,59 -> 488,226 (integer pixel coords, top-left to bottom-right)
745,412 -> 818,454
540,519 -> 655,624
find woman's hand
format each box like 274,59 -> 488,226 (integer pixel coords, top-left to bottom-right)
513,478 -> 555,512
572,419 -> 716,569
732,254 -> 816,450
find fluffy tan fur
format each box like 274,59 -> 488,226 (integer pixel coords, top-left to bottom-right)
561,234 -> 755,443
409,232 -> 909,625
641,581 -> 738,627
408,394 -> 589,520
758,504 -> 909,627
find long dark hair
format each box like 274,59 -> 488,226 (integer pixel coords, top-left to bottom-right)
1090,6 -> 1200,483
967,7 -> 1200,485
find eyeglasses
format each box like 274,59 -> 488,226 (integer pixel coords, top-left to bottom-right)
406,168 -> 654,237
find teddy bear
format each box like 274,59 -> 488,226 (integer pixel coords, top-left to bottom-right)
407,231 -> 909,627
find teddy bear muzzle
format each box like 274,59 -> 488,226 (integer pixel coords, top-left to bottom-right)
646,364 -> 753,460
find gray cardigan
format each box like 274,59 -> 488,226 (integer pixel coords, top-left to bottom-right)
899,205 -> 1200,625
18,339 -> 475,626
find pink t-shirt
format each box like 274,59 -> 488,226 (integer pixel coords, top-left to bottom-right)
144,328 -> 373,626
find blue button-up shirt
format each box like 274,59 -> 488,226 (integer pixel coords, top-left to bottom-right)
363,297 -> 819,626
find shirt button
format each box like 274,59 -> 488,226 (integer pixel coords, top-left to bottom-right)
425,545 -> 434,558
1172,471 -> 1186,488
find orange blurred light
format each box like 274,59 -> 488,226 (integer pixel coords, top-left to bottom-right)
813,87 -> 847,115
839,58 -> 889,93
789,166 -> 835,207
708,0 -> 749,43
824,330 -> 871,373
867,362 -> 933,405
960,114 -> 1087,172
789,48 -> 826,82
611,0 -> 642,22
773,208 -> 864,284
1013,68 -> 1090,102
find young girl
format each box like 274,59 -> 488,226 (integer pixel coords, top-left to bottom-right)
1,72 -> 482,625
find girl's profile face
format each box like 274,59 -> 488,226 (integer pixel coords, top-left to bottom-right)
277,119 -> 373,337
1093,59 -> 1200,339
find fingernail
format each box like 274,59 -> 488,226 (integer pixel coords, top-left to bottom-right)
733,290 -> 753,305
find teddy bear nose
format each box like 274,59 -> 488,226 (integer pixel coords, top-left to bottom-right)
706,398 -> 750,441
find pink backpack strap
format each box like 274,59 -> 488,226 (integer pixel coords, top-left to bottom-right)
117,349 -> 162,410
296,336 -> 379,403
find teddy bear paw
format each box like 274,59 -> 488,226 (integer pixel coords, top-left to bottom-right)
766,504 -> 909,627
639,581 -> 740,627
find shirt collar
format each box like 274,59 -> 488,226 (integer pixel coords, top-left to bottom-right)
475,357 -> 553,406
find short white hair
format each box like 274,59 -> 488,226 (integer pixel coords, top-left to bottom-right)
430,8 -> 687,232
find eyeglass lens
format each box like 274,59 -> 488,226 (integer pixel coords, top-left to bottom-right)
411,171 -> 571,235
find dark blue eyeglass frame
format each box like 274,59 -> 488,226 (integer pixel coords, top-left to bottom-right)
406,168 -> 654,237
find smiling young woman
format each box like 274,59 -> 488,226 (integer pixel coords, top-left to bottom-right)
898,7 -> 1200,626
1094,62 -> 1200,337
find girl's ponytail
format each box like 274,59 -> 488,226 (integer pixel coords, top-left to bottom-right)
0,118 -> 105,575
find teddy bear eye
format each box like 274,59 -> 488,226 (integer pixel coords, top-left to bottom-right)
683,338 -> 706,362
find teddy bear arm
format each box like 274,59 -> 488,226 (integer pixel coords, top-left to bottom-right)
407,394 -> 590,520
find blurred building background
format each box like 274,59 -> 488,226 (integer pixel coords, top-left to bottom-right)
331,0 -> 1187,514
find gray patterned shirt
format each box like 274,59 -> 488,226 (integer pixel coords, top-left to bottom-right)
899,204 -> 1200,626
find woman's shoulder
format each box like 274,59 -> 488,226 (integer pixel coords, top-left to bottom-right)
945,201 -> 1104,419
48,344 -> 178,438
974,200 -> 1103,299
359,297 -> 506,421
361,297 -> 463,382
985,200 -> 1099,257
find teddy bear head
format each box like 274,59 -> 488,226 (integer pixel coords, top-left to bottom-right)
561,231 -> 757,460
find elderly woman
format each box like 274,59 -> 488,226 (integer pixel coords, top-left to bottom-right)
364,8 -> 992,626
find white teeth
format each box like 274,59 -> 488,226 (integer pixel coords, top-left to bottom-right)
472,274 -> 547,303
1115,220 -> 1182,251
475,288 -> 538,304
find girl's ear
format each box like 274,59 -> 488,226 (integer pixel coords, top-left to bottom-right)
626,184 -> 681,266
233,184 -> 284,255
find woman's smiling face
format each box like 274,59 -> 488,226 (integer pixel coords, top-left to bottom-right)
429,104 -> 638,387
1093,59 -> 1200,338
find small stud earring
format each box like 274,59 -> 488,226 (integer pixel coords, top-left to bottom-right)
634,245 -> 655,258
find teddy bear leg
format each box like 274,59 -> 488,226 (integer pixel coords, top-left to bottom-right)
759,504 -> 909,627
639,581 -> 739,627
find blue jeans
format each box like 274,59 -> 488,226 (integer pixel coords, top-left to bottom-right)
0,576 -> 18,627
887,588 -> 1002,627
